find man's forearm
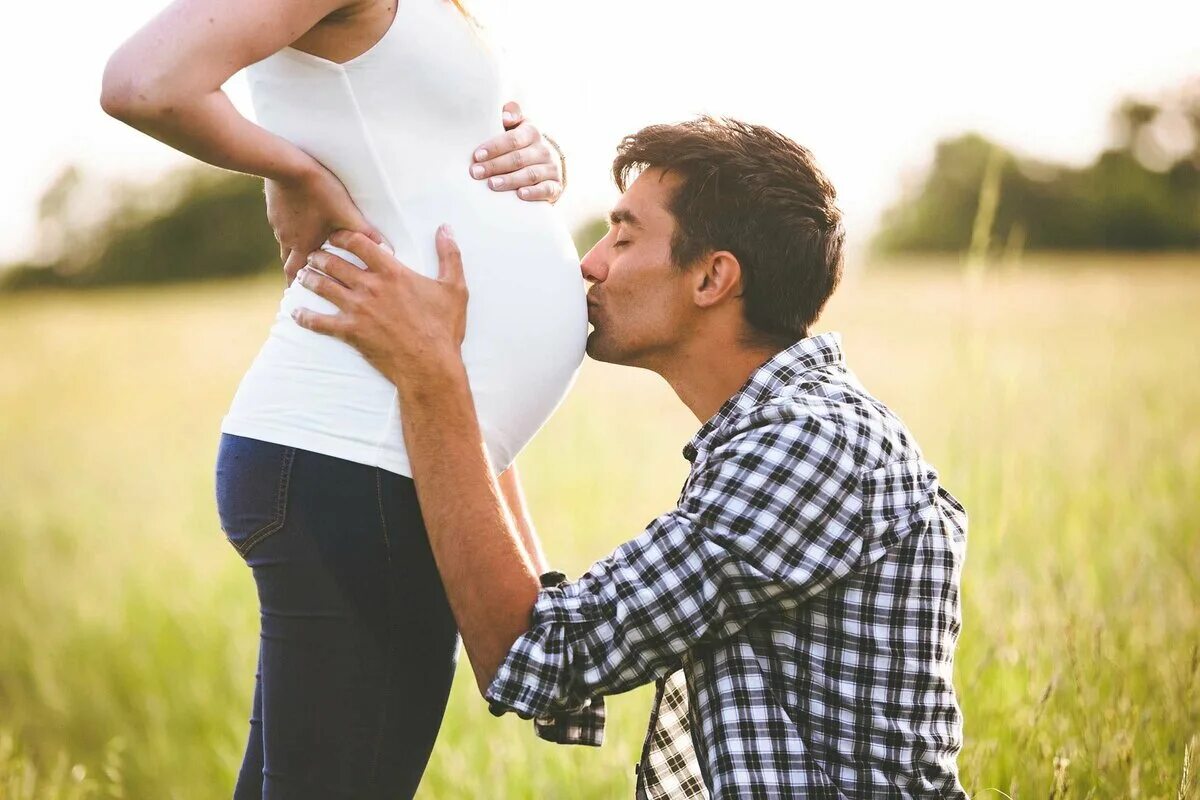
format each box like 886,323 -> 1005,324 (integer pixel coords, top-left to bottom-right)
393,359 -> 541,692
498,463 -> 549,574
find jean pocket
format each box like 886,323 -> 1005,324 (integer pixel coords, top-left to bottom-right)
214,434 -> 297,558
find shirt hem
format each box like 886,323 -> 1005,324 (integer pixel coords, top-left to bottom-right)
219,416 -> 413,478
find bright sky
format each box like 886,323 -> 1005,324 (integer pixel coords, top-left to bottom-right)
3,0 -> 1198,263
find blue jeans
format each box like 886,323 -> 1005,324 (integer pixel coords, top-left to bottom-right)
215,433 -> 459,799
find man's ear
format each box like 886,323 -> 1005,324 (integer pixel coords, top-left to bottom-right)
692,251 -> 744,309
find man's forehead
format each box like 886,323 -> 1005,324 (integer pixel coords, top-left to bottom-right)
609,168 -> 678,228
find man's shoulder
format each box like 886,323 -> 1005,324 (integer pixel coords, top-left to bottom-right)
723,365 -> 920,466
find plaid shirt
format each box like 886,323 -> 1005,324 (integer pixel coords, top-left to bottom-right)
486,333 -> 969,798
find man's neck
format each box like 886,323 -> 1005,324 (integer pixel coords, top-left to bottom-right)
655,337 -> 782,424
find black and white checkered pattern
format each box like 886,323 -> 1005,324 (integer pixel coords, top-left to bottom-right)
487,333 -> 969,798
637,669 -> 708,799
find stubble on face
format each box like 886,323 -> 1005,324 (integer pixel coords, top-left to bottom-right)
583,169 -> 692,370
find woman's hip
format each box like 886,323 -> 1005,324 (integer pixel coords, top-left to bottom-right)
214,434 -> 452,618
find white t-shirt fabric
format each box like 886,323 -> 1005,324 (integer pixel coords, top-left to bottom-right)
221,0 -> 588,477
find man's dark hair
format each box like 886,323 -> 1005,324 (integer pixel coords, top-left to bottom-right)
612,115 -> 845,348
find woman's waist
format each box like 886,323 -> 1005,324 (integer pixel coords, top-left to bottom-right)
251,282 -> 586,382
226,311 -> 586,434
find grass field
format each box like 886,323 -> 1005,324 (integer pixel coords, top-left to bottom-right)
0,254 -> 1197,799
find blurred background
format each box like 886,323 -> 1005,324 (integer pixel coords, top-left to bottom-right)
1,1 -> 1198,798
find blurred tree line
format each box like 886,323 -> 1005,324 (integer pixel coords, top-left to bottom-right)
3,78 -> 1197,291
873,79 -> 1200,254
0,164 -> 609,291
1,166 -> 278,290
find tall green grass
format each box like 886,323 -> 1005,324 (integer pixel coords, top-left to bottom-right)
0,255 -> 1197,798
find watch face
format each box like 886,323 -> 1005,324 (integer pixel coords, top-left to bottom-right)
539,570 -> 568,588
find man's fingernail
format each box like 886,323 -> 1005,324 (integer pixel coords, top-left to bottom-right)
440,224 -> 455,237
489,176 -> 504,188
502,111 -> 516,124
518,187 -> 530,198
474,148 -> 487,161
470,164 -> 485,178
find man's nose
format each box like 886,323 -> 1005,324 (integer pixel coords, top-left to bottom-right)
579,241 -> 608,284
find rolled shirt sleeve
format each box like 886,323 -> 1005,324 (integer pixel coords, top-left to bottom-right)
485,414 -> 869,737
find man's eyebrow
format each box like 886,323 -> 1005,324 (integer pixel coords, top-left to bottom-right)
608,208 -> 641,229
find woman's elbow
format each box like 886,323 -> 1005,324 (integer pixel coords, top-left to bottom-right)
100,52 -> 172,123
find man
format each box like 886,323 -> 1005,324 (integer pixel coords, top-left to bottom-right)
291,116 -> 969,799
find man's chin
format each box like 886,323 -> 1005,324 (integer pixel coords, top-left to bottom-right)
584,332 -> 620,365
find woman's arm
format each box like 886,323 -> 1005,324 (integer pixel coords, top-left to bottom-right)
101,0 -> 566,278
100,0 -> 349,183
101,0 -> 387,279
497,461 -> 549,575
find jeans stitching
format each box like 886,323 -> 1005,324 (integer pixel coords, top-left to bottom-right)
366,466 -> 396,791
233,446 -> 296,557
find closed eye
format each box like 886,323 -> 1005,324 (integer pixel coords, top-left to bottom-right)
614,239 -> 631,249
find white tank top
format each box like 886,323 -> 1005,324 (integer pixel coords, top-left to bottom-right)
220,0 -> 588,477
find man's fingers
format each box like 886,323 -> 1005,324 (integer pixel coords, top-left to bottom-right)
296,265 -> 354,309
290,306 -> 347,339
516,181 -> 562,203
435,225 -> 464,284
305,249 -> 364,290
328,229 -> 397,273
473,121 -> 538,164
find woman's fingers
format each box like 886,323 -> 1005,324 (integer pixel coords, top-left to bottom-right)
350,218 -> 386,247
283,249 -> 308,283
501,100 -> 524,129
472,141 -> 553,182
516,181 -> 562,203
487,162 -> 555,190
471,121 -> 539,168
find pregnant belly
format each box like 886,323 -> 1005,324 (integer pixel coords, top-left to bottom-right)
226,192 -> 588,473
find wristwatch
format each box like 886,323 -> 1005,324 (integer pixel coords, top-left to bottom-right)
539,570 -> 568,589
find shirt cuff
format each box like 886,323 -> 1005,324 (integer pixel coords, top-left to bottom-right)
532,694 -> 605,747
483,583 -> 607,746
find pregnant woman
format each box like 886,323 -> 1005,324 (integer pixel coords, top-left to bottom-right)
100,0 -> 587,796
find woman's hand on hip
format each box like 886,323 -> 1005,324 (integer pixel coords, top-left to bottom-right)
265,161 -> 385,284
469,101 -> 565,204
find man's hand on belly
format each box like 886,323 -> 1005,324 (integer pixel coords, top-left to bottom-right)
290,227 -> 468,390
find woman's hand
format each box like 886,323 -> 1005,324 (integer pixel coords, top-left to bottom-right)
469,101 -> 565,204
265,161 -> 385,284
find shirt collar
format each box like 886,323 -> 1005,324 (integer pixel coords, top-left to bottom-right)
682,332 -> 844,463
